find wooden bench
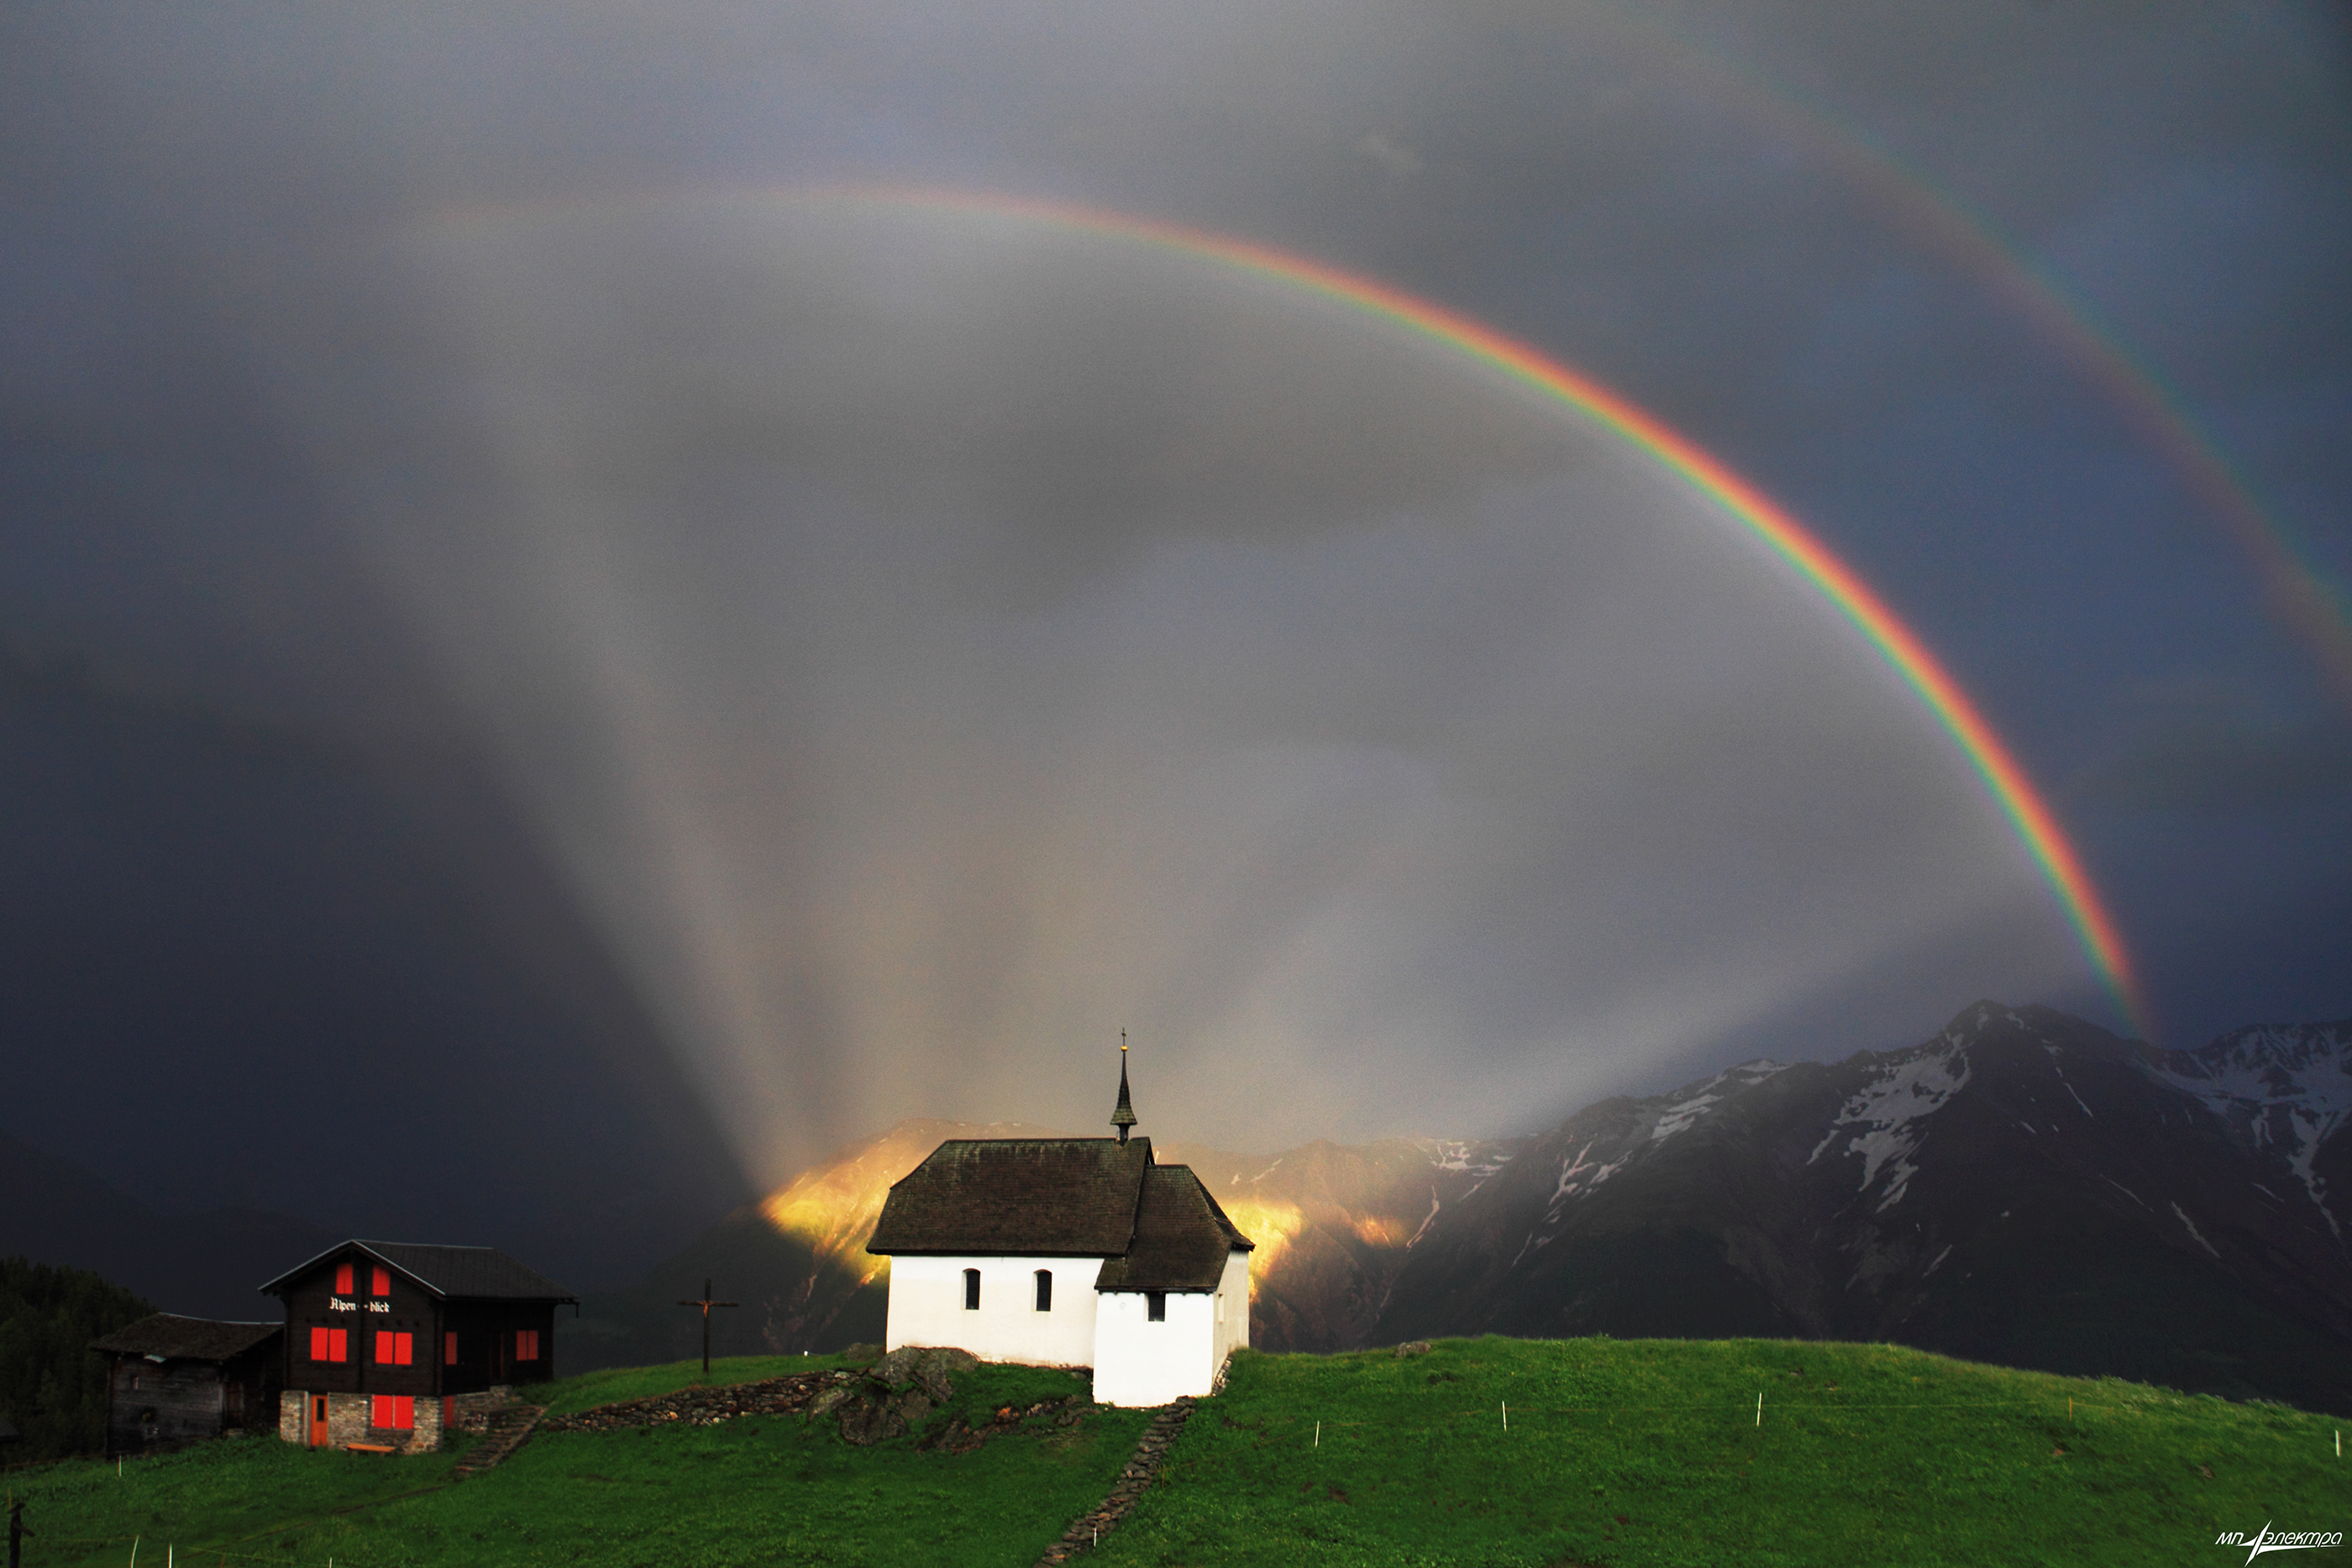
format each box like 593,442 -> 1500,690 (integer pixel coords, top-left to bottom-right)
344,1442 -> 397,1455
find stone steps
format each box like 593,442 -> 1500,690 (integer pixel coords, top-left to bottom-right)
451,1403 -> 547,1477
1035,1395 -> 1194,1565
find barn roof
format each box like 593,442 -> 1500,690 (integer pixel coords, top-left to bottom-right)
867,1137 -> 1157,1256
260,1241 -> 576,1302
1094,1166 -> 1254,1293
89,1314 -> 281,1361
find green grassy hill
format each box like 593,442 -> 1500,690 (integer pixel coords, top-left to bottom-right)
1109,1338 -> 2349,1565
9,1340 -> 2344,1566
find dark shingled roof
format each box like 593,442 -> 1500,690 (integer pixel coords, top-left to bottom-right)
867,1138 -> 1158,1256
260,1241 -> 575,1301
89,1314 -> 281,1361
1093,1166 -> 1253,1293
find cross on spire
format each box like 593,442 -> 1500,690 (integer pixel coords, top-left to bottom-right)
1111,1030 -> 1137,1143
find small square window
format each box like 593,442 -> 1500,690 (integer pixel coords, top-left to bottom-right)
1145,1291 -> 1166,1323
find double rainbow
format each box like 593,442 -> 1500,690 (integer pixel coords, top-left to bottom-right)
435,185 -> 2151,1038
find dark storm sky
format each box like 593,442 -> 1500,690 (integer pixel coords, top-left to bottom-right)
2,0 -> 2346,1265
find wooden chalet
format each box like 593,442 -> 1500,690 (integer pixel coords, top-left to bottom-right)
262,1240 -> 575,1454
87,1315 -> 283,1460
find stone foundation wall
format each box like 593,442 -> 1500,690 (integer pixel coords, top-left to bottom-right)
397,1394 -> 445,1455
279,1390 -> 446,1453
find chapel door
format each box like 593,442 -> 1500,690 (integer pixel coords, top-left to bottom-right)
309,1395 -> 329,1448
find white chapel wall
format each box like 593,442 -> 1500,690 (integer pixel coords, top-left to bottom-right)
1211,1247 -> 1249,1367
885,1255 -> 1102,1367
1092,1284 -> 1215,1407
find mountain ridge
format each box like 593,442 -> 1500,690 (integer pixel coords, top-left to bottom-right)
570,1001 -> 2352,1411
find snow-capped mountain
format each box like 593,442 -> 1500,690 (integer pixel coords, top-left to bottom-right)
553,1002 -> 2352,1408
1375,1003 -> 2352,1410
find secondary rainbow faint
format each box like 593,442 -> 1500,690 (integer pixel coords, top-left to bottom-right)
423,183 -> 2152,1040
1609,8 -> 2352,713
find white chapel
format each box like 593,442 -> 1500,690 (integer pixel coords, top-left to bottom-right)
864,1048 -> 1252,1407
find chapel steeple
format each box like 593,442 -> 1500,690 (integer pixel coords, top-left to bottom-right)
1111,1030 -> 1137,1144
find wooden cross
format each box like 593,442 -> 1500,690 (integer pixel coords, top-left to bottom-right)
675,1278 -> 738,1379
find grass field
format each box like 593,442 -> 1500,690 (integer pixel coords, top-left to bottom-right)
8,1355 -> 1149,1567
7,1339 -> 2343,1566
1105,1338 -> 2349,1566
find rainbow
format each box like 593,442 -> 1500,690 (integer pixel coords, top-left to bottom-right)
1605,8 -> 2352,712
433,185 -> 2152,1037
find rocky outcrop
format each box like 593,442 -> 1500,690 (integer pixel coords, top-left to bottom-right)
810,1346 -> 979,1445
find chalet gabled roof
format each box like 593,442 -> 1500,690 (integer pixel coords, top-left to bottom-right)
88,1314 -> 281,1361
866,1137 -> 1156,1257
1092,1165 -> 1253,1293
259,1241 -> 575,1302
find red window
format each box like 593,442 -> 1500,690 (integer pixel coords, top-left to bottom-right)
515,1329 -> 540,1361
371,1266 -> 391,1298
369,1395 -> 414,1430
444,1331 -> 459,1366
310,1327 -> 348,1362
333,1262 -> 354,1295
375,1331 -> 413,1366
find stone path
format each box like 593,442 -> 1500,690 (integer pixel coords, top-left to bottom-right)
452,1403 -> 547,1477
1034,1396 -> 1195,1565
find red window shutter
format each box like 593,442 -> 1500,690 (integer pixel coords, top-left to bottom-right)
371,1266 -> 391,1298
397,1332 -> 413,1366
370,1394 -> 386,1427
375,1330 -> 390,1364
515,1329 -> 538,1361
335,1263 -> 354,1295
329,1329 -> 348,1362
392,1396 -> 413,1429
444,1332 -> 458,1366
310,1326 -> 329,1361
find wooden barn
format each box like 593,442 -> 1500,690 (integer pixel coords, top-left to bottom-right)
263,1240 -> 575,1454
87,1315 -> 283,1460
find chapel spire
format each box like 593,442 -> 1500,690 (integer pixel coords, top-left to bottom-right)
1111,1029 -> 1137,1143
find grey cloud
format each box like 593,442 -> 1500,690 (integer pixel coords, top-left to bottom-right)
2078,687 -> 2352,819
1,0 -> 2342,1191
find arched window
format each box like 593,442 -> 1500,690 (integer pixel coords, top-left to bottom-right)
963,1268 -> 981,1310
1034,1270 -> 1053,1312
